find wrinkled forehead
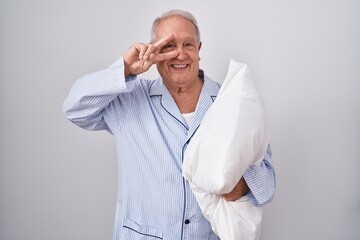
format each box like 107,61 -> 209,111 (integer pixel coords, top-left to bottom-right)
155,16 -> 198,42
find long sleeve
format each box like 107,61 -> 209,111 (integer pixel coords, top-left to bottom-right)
244,145 -> 276,206
62,57 -> 136,132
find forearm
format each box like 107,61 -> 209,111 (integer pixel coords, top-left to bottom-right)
62,57 -> 136,130
244,145 -> 276,206
222,177 -> 250,201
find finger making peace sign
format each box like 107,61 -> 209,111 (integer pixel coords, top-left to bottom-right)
123,34 -> 179,77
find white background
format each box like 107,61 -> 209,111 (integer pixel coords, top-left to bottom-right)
1,0 -> 359,239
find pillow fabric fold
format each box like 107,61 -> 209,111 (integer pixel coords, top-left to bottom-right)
183,60 -> 269,240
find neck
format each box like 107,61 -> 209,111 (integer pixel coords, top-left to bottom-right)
166,78 -> 203,113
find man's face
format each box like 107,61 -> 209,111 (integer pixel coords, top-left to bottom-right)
155,16 -> 202,87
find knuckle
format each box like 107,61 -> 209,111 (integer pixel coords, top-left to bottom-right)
147,44 -> 155,51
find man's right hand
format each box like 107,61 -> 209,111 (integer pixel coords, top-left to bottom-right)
123,34 -> 179,77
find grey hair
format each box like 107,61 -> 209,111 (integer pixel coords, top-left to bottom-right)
150,9 -> 201,43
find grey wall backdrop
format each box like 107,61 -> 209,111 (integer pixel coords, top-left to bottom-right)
1,0 -> 359,239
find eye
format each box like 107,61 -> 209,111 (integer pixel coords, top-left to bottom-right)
184,42 -> 195,49
162,43 -> 175,52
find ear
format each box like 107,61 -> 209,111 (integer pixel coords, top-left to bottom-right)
198,42 -> 202,61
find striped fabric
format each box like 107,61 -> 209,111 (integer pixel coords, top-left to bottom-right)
63,57 -> 276,240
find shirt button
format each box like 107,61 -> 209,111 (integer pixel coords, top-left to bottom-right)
184,219 -> 190,224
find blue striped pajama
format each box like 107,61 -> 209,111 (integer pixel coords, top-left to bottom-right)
63,57 -> 276,240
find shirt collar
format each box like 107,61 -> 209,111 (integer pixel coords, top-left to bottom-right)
148,70 -> 221,138
149,70 -> 220,98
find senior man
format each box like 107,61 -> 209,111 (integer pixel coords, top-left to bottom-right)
63,9 -> 275,240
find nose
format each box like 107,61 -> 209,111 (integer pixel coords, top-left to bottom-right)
176,47 -> 187,60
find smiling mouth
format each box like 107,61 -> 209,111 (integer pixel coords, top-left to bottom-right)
171,64 -> 188,69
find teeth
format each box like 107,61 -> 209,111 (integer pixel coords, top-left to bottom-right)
172,64 -> 187,68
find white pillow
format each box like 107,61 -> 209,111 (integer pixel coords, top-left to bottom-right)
183,60 -> 269,240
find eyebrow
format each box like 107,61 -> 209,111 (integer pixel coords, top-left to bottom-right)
182,36 -> 197,41
170,37 -> 197,43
